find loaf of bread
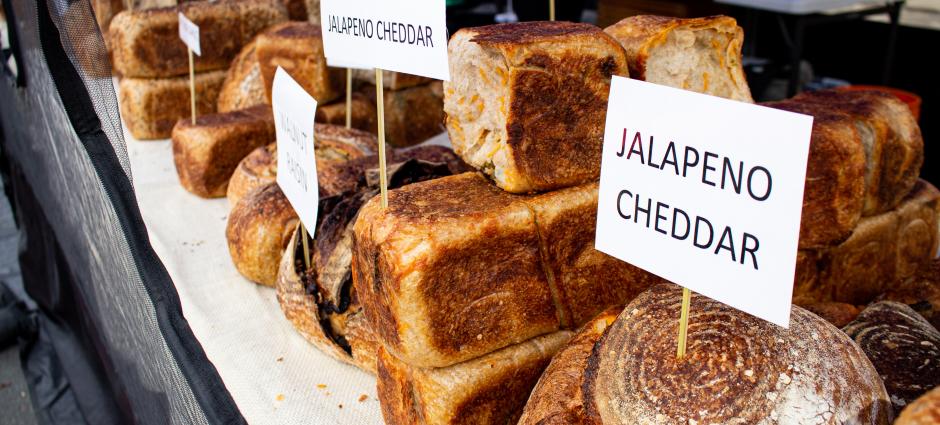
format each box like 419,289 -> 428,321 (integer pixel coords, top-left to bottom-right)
353,69 -> 433,91
226,124 -> 378,205
895,385 -> 940,425
304,0 -> 319,24
256,22 -> 342,104
517,308 -> 620,425
172,105 -> 275,198
793,180 -> 939,305
275,153 -> 469,371
120,70 -> 226,140
765,90 -> 925,249
216,38 -> 267,113
444,22 -> 629,193
377,331 -> 572,425
109,0 -> 288,78
92,0 -> 124,37
844,301 -> 940,413
359,82 -> 444,147
352,172 -> 664,368
315,93 -> 377,134
520,284 -> 892,424
878,258 -> 940,330
801,301 -> 862,328
226,183 -> 297,286
604,15 -> 753,102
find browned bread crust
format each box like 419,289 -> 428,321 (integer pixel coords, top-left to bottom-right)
793,180 -> 939,305
604,15 -> 753,102
315,92 -> 377,134
352,173 -> 665,368
226,143 -> 277,206
895,385 -> 940,425
217,38 -> 267,113
109,0 -> 288,78
172,105 -> 275,198
800,301 -> 862,328
359,82 -> 444,147
226,183 -> 298,286
120,70 -> 227,140
377,331 -> 572,425
256,22 -> 342,104
444,21 -> 630,193
878,258 -> 940,330
518,308 -> 620,425
844,301 -> 940,413
581,284 -> 890,424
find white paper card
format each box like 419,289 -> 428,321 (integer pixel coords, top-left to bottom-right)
274,67 -> 320,232
326,56 -> 372,70
178,12 -> 200,56
595,77 -> 813,327
319,0 -> 449,80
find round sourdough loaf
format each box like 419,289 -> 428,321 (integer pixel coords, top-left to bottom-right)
521,284 -> 892,425
225,183 -> 297,287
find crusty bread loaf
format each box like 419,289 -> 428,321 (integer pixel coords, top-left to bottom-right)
315,93 -> 377,134
353,69 -> 433,91
359,82 -> 444,147
793,180 -> 939,305
377,331 -> 572,425
895,385 -> 940,425
800,302 -> 862,328
226,124 -> 377,205
604,15 -> 753,102
844,301 -> 940,413
878,258 -> 940,330
109,0 -> 288,78
764,90 -> 925,249
217,38 -> 267,113
304,0 -> 319,24
444,22 -> 630,193
256,22 -> 342,104
518,308 -> 620,425
226,183 -> 298,286
554,284 -> 891,424
120,70 -> 226,140
172,105 -> 275,198
352,173 -> 664,368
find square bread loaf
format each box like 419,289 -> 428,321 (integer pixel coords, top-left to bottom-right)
256,22 -> 343,104
352,173 -> 664,368
109,0 -> 288,78
360,82 -> 444,147
353,69 -> 433,91
444,22 -> 629,193
171,105 -> 274,198
217,38 -> 267,113
120,70 -> 226,140
604,15 -> 753,102
315,92 -> 377,134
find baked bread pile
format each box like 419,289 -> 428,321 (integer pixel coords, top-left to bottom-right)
111,0 -> 289,139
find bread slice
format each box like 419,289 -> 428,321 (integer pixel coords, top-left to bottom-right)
120,70 -> 226,140
256,22 -> 342,104
604,15 -> 753,102
109,0 -> 288,78
225,124 -> 377,205
226,183 -> 298,287
359,82 -> 444,147
377,331 -> 572,425
217,38 -> 267,113
353,69 -> 433,91
444,22 -> 629,193
795,180 -> 939,305
172,105 -> 275,198
315,93 -> 377,134
352,173 -> 664,368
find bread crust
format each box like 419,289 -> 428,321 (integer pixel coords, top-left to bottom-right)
120,70 -> 226,140
444,22 -> 630,193
359,82 -> 444,147
109,0 -> 288,78
895,385 -> 940,425
172,105 -> 275,198
225,183 -> 298,286
315,92 -> 377,134
878,258 -> 940,330
377,331 -> 572,425
256,22 -> 342,104
217,38 -> 267,113
582,284 -> 890,425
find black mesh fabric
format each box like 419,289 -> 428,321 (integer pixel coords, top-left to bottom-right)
0,0 -> 245,422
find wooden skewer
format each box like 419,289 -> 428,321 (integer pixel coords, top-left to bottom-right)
375,68 -> 388,209
676,287 -> 691,359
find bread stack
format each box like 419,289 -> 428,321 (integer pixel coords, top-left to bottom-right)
111,0 -> 288,139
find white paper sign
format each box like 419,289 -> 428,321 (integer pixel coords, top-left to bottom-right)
273,67 -> 320,232
595,77 -> 813,327
178,12 -> 201,56
326,56 -> 372,70
319,0 -> 449,80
